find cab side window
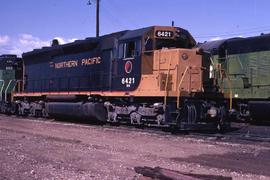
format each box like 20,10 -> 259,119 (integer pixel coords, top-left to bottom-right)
144,38 -> 153,51
118,40 -> 141,59
125,41 -> 136,58
136,40 -> 141,55
118,43 -> 124,58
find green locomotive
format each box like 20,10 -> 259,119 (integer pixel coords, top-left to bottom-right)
0,55 -> 22,113
199,34 -> 270,121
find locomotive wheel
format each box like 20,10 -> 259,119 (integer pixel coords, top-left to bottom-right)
177,103 -> 197,125
109,113 -> 121,126
107,112 -> 118,122
156,114 -> 164,126
29,106 -> 35,117
217,106 -> 230,133
42,108 -> 49,118
130,112 -> 142,125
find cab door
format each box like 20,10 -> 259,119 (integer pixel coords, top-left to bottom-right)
111,39 -> 142,91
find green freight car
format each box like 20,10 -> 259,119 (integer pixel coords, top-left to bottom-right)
0,55 -> 22,113
199,34 -> 270,121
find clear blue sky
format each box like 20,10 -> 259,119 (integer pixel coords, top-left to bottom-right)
0,0 -> 270,55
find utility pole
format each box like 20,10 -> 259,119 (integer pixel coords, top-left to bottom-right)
87,0 -> 100,37
96,0 -> 99,37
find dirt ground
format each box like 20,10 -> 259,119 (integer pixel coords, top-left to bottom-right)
0,115 -> 270,180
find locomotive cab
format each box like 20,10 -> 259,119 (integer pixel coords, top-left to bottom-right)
114,26 -> 197,90
114,26 -> 228,130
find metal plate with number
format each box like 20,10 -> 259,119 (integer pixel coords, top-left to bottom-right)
155,30 -> 174,38
121,77 -> 135,88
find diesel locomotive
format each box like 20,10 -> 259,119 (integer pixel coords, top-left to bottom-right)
0,26 -> 229,130
0,55 -> 22,113
199,34 -> 270,121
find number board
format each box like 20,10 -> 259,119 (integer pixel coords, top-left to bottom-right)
155,30 -> 174,38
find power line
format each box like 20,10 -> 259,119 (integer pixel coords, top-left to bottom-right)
195,26 -> 270,39
100,2 -> 129,30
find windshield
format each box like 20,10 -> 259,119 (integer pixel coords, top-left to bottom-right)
156,36 -> 192,50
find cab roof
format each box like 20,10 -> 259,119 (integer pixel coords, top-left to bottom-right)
23,25 -> 196,58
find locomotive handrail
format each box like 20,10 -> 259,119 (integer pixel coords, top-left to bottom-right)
163,54 -> 172,110
226,76 -> 233,110
176,66 -> 190,109
9,80 -> 23,102
218,67 -> 233,110
5,80 -> 16,102
0,80 -> 4,101
209,56 -> 215,66
4,80 -> 12,102
143,50 -> 155,54
16,80 -> 23,93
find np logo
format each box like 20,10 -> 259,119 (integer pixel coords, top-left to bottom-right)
124,61 -> 132,74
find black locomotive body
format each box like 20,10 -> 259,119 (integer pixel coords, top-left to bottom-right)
22,31 -> 133,93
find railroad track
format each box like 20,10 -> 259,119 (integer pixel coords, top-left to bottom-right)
2,114 -> 270,143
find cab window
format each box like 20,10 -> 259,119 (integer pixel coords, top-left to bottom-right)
125,41 -> 135,58
119,40 -> 141,59
118,43 -> 124,58
144,38 -> 153,51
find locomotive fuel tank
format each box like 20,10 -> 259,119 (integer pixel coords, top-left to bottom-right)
45,102 -> 107,122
